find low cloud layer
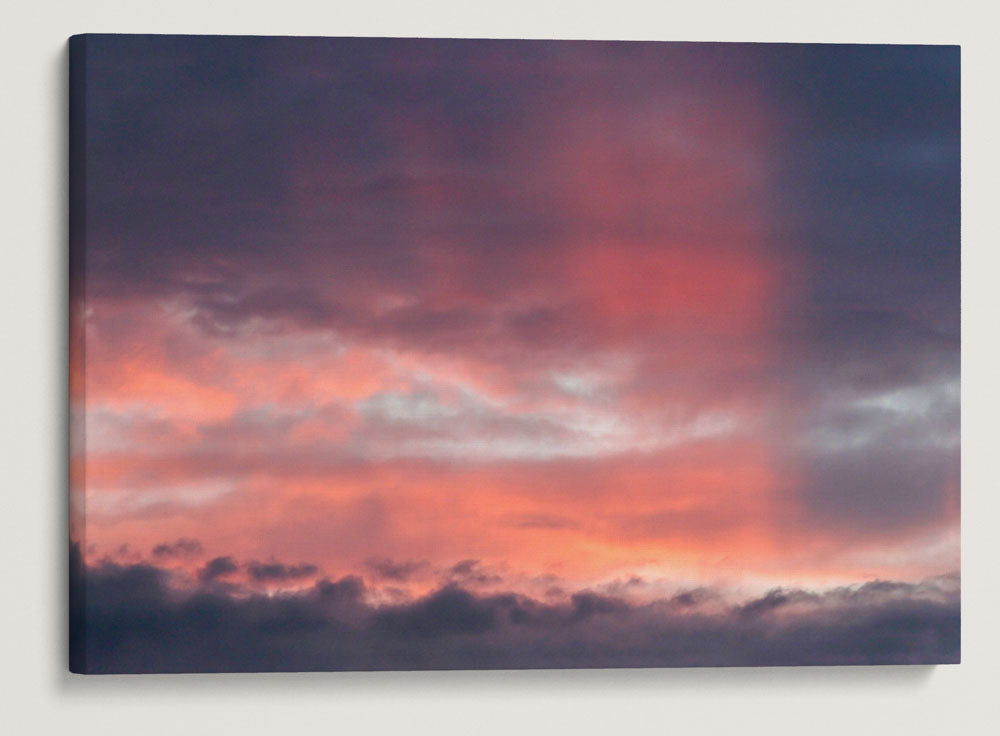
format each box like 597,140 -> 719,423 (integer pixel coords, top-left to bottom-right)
69,545 -> 959,673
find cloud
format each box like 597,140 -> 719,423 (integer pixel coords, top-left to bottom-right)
70,546 -> 959,673
446,560 -> 503,586
151,538 -> 203,559
80,35 -> 780,368
668,588 -> 718,609
364,557 -> 429,582
737,589 -> 803,619
314,575 -> 366,606
197,556 -> 238,583
246,561 -> 319,582
569,591 -> 629,621
373,586 -> 497,639
789,373 -> 959,532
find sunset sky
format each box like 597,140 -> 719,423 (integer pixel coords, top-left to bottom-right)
69,36 -> 960,671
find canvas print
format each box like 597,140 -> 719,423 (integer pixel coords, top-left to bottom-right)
68,35 -> 960,673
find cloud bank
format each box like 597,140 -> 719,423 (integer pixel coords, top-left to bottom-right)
69,545 -> 958,673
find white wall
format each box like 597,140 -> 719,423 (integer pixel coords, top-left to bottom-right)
2,1 -> 997,734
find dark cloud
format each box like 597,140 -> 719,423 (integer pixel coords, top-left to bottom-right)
784,322 -> 960,532
569,592 -> 630,621
373,586 -> 497,639
73,37 -> 771,360
447,559 -> 503,586
765,45 -> 960,322
70,546 -> 959,673
151,538 -> 203,559
80,38 -> 958,340
449,560 -> 479,576
759,46 -> 960,536
668,588 -> 717,609
764,44 -> 959,140
736,589 -> 812,619
799,443 -> 958,530
197,555 -> 238,583
364,557 -> 429,582
246,561 -> 319,583
197,556 -> 321,585
787,308 -> 959,396
314,575 -> 366,606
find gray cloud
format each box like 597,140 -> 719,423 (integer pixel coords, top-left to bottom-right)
70,545 -> 959,673
197,556 -> 239,583
151,538 -> 203,559
246,561 -> 319,583
364,558 -> 430,582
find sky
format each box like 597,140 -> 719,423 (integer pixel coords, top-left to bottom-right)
69,36 -> 960,671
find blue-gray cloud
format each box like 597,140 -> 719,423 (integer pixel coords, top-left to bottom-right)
70,545 -> 959,673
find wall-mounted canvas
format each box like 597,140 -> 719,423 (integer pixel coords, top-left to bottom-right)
68,34 -> 960,673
